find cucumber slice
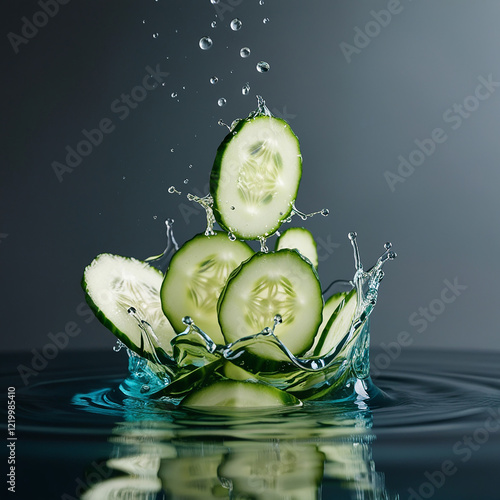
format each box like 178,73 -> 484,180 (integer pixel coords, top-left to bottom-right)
306,292 -> 347,356
276,227 -> 318,268
218,249 -> 323,355
82,253 -> 176,356
181,380 -> 302,408
210,115 -> 302,240
160,232 -> 253,344
313,289 -> 357,357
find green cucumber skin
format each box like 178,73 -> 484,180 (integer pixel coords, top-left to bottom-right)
209,115 -> 302,240
81,254 -> 165,362
312,288 -> 357,357
217,248 -> 323,356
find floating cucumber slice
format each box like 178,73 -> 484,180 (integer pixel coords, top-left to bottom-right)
210,115 -> 302,240
276,227 -> 318,268
313,289 -> 357,357
82,253 -> 176,356
218,249 -> 323,355
160,232 -> 253,344
181,380 -> 302,408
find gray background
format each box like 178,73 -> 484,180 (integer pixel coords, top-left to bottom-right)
2,0 -> 499,354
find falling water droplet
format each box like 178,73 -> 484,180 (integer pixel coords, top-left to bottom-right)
210,0 -> 220,4
210,76 -> 218,84
142,20 -> 146,24
171,92 -> 177,98
259,0 -> 264,4
153,215 -> 158,220
242,82 -> 250,95
152,32 -> 159,38
230,205 -> 235,210
188,164 -> 193,169
263,17 -> 270,24
240,47 -> 251,58
183,179 -> 189,184
321,208 -> 330,216
127,307 -> 137,315
218,97 -> 227,107
256,61 -> 270,73
230,18 -> 242,31
384,242 -> 392,250
199,36 -> 213,50
211,21 -> 217,28
274,314 -> 282,324
170,147 -> 174,152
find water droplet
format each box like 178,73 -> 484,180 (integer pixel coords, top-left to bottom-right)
228,232 -> 236,241
242,82 -> 250,95
230,18 -> 242,31
188,164 -> 193,169
122,176 -> 126,180
182,316 -> 194,325
240,47 -> 251,58
259,0 -> 264,4
230,205 -> 235,210
127,307 -> 137,314
210,0 -> 220,4
140,385 -> 150,393
199,36 -> 213,50
142,20 -> 146,24
152,33 -> 159,38
348,231 -> 357,241
263,17 -> 270,24
256,61 -> 270,73
211,21 -> 217,28
262,327 -> 272,335
168,186 -> 181,195
153,215 -> 158,219
321,208 -> 330,216
171,92 -> 177,98
218,97 -> 227,107
170,147 -> 174,152
183,179 -> 189,184
274,314 -> 282,324
388,251 -> 397,260
210,76 -> 218,84
384,242 -> 392,250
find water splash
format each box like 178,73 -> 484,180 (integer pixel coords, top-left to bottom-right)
167,186 -> 181,195
289,203 -> 330,221
186,193 -> 216,236
144,218 -> 179,272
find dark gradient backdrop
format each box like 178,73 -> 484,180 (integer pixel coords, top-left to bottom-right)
2,1 -> 500,354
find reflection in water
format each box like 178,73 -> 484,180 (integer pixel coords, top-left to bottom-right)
76,399 -> 395,499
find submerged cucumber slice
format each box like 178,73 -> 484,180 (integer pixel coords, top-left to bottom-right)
210,115 -> 302,240
218,249 -> 323,355
313,289 -> 357,357
160,232 -> 253,344
82,253 -> 176,356
276,227 -> 318,268
181,380 -> 302,408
